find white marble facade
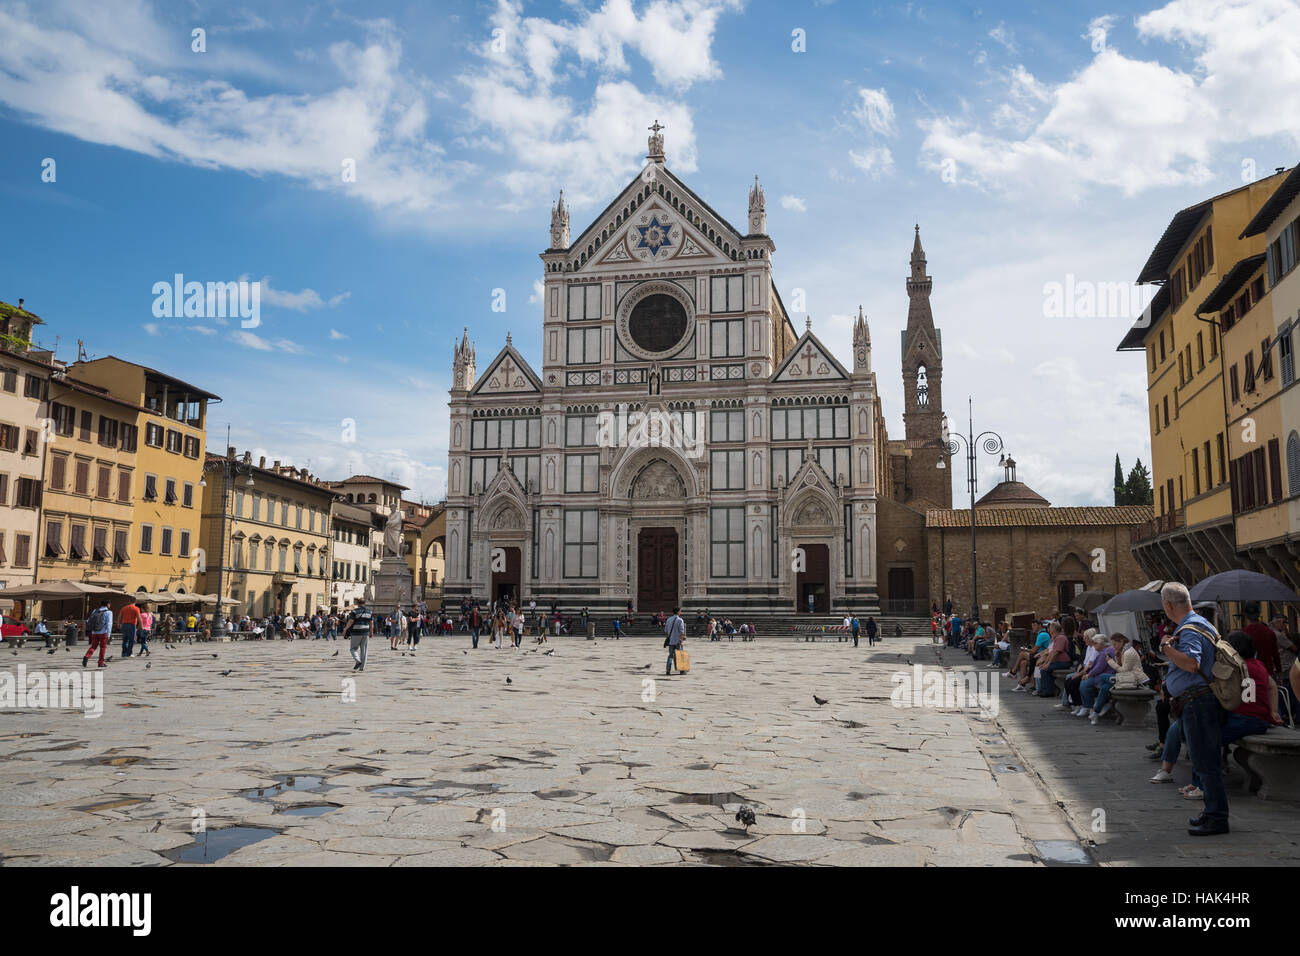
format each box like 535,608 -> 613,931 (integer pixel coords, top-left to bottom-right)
444,128 -> 881,615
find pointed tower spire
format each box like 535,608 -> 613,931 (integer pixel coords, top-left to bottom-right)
910,224 -> 927,281
748,174 -> 767,234
550,190 -> 570,249
453,326 -> 476,392
900,223 -> 948,507
853,305 -> 872,374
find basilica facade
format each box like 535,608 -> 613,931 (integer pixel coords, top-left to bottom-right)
442,126 -> 946,615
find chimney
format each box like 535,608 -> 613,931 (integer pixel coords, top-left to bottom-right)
1278,167 -> 1286,174
227,445 -> 236,458
273,460 -> 281,469
17,298 -> 23,310
258,456 -> 266,468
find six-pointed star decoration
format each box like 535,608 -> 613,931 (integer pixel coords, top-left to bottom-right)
635,215 -> 674,256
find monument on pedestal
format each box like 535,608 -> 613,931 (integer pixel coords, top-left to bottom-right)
371,506 -> 413,615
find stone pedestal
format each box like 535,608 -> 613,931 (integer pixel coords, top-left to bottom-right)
371,556 -> 414,616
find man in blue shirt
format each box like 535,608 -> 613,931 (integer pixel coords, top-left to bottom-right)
1160,582 -> 1227,836
949,614 -> 963,648
664,607 -> 685,675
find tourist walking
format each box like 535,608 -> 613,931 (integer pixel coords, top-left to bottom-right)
865,615 -> 878,647
82,598 -> 112,669
343,597 -> 372,672
664,606 -> 685,675
118,597 -> 141,658
469,604 -> 482,649
137,605 -> 153,657
851,614 -> 861,648
1160,582 -> 1229,836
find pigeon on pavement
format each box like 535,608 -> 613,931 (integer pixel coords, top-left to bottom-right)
735,806 -> 757,831
813,695 -> 828,706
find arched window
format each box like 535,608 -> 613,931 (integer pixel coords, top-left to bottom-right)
916,365 -> 929,406
1287,430 -> 1300,498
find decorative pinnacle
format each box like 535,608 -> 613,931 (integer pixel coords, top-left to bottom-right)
805,316 -> 812,332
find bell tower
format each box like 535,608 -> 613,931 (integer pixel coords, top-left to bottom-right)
900,225 -> 949,507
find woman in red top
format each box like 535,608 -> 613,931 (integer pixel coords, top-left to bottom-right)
1222,631 -> 1281,748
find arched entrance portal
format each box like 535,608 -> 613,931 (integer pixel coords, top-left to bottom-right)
637,527 -> 679,612
797,543 -> 830,613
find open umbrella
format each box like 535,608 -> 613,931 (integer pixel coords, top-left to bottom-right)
1070,590 -> 1114,613
0,580 -> 124,599
1096,589 -> 1165,614
1190,570 -> 1300,604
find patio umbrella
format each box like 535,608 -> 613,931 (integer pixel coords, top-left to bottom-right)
1070,590 -> 1114,613
1095,589 -> 1165,614
1190,570 -> 1300,604
0,580 -> 123,599
138,592 -> 180,605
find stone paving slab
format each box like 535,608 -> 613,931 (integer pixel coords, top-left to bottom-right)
1,636 -> 1099,866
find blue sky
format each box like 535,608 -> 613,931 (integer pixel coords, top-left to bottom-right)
2,0 -> 1298,505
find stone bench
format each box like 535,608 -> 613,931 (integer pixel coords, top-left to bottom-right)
1232,727 -> 1300,801
1108,686 -> 1156,728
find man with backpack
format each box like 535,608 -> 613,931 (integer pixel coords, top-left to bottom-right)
850,614 -> 861,648
342,597 -> 373,672
1160,581 -> 1236,837
83,598 -> 113,669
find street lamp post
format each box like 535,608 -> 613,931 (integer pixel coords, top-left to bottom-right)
937,398 -> 1005,625
200,427 -> 254,639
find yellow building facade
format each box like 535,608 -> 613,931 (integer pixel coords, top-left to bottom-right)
1217,164 -> 1300,589
198,450 -> 337,618
68,357 -> 217,595
1119,169 -> 1292,581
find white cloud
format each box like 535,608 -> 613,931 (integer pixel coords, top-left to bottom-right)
988,22 -> 1016,52
528,279 -> 545,304
142,322 -> 160,336
458,0 -> 742,205
329,329 -> 349,340
780,195 -> 807,212
852,87 -> 897,136
920,0 -> 1300,197
0,7 -> 456,216
231,330 -> 303,353
848,146 -> 894,178
260,277 -> 351,311
188,325 -> 217,335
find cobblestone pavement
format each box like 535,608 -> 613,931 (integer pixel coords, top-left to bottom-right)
939,647 -> 1300,866
0,634 -> 1157,866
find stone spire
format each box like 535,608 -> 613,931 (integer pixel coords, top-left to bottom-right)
647,119 -> 665,162
909,223 -> 929,288
901,223 -> 948,508
853,304 -> 871,374
550,190 -> 570,249
453,326 -> 476,392
748,174 -> 766,235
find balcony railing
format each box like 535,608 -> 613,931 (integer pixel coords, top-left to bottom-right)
1130,507 -> 1184,544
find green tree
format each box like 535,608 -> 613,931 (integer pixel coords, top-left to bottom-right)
1113,454 -> 1126,504
1124,459 -> 1153,506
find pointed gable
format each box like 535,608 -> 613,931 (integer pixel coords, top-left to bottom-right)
771,328 -> 850,383
471,342 -> 542,397
568,167 -> 745,273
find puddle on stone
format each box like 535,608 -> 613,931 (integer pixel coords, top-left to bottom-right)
536,789 -> 582,799
276,804 -> 340,817
74,797 -> 149,813
688,848 -> 771,867
993,764 -> 1024,774
95,755 -> 148,767
669,791 -> 744,807
163,826 -> 279,863
238,774 -> 332,799
425,779 -> 502,792
332,764 -> 381,775
1034,840 -> 1093,865
684,763 -> 713,770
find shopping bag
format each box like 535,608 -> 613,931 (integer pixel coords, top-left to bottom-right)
674,649 -> 690,673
